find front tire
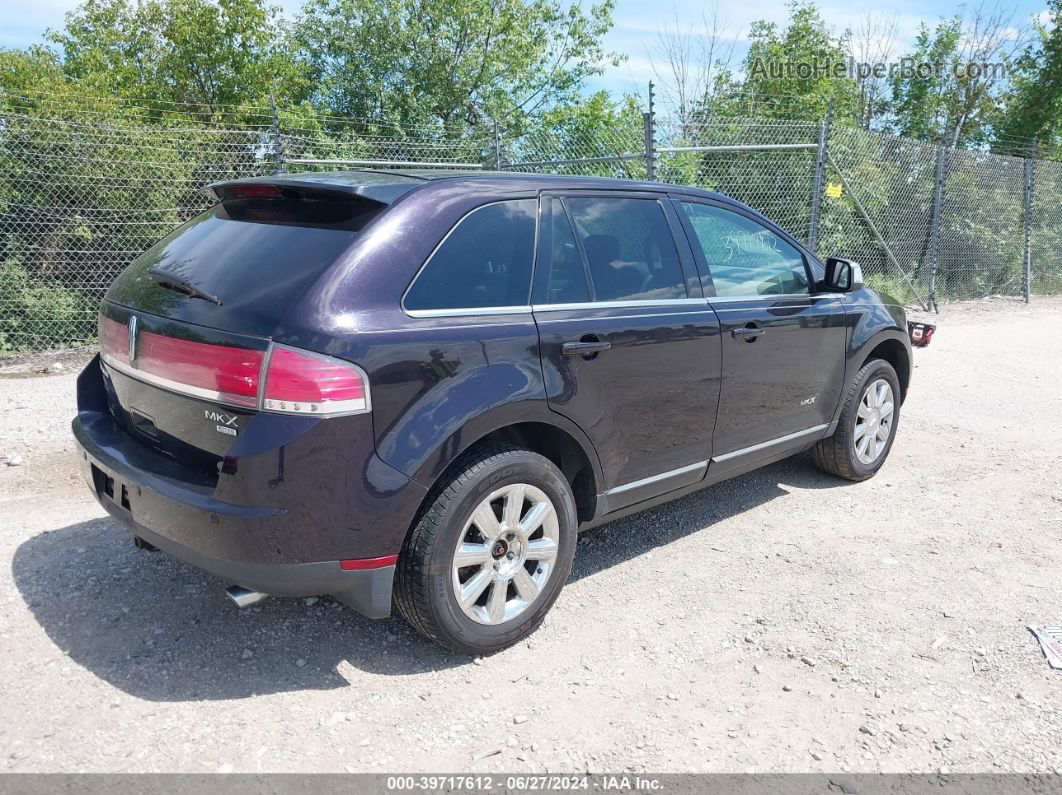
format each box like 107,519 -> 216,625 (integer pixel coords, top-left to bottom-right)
394,445 -> 577,655
812,358 -> 901,481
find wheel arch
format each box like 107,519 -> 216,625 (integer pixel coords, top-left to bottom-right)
469,421 -> 600,523
407,410 -> 603,530
859,334 -> 911,402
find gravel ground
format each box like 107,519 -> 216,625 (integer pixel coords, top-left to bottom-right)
1,296 -> 1061,774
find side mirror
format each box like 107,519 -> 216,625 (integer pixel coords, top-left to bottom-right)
822,257 -> 864,292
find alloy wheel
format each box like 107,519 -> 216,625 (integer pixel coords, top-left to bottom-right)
854,378 -> 895,465
450,483 -> 560,625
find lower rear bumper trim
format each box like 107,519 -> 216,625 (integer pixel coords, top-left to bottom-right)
98,494 -> 394,618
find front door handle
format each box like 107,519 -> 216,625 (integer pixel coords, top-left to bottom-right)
562,339 -> 611,356
732,324 -> 766,341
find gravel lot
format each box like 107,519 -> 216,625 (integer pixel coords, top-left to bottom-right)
1,297 -> 1061,774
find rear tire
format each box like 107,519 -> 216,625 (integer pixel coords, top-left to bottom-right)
394,445 -> 577,656
812,358 -> 901,482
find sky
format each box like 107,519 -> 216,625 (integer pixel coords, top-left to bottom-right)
0,0 -> 1049,104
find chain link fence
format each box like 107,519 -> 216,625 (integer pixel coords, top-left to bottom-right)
657,117 -> 822,247
2,86 -> 1061,352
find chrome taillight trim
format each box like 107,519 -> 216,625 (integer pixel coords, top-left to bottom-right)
101,352 -> 258,409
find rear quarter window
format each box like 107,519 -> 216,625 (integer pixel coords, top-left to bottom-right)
404,199 -> 538,313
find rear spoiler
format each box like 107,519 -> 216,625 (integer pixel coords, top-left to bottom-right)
205,173 -> 423,205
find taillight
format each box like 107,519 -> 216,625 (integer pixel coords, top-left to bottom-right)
99,315 -> 129,364
98,315 -> 369,416
137,331 -> 263,408
262,345 -> 369,415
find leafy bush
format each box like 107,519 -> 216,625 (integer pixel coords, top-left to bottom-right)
0,261 -> 97,353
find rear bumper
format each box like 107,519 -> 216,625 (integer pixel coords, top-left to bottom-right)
71,351 -> 426,618
108,497 -> 393,617
73,414 -> 396,617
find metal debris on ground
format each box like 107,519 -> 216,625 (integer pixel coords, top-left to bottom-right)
1028,626 -> 1062,669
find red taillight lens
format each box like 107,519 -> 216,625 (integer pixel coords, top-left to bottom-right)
263,346 -> 369,415
137,331 -> 263,408
98,315 -> 129,364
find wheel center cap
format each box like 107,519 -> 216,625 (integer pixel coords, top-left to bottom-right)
492,534 -> 525,578
867,409 -> 881,432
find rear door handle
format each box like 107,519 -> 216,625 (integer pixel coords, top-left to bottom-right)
562,340 -> 611,356
732,324 -> 766,340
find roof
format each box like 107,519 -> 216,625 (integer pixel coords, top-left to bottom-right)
209,168 -> 729,206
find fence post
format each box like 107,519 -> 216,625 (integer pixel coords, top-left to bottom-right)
807,102 -> 832,254
928,145 -> 947,313
268,92 -> 286,175
1023,138 -> 1037,303
493,121 -> 503,170
643,81 -> 656,181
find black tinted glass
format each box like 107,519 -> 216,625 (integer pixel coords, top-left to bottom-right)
564,197 -> 686,302
404,199 -> 537,311
119,197 -> 380,325
540,199 -> 591,304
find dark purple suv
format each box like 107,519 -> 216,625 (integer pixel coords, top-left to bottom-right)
72,170 -> 912,654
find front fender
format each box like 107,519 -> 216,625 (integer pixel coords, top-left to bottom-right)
837,291 -> 912,419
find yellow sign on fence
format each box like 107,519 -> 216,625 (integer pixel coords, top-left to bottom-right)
825,181 -> 843,199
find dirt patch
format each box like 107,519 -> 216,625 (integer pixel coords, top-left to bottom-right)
1,299 -> 1060,774
0,347 -> 96,379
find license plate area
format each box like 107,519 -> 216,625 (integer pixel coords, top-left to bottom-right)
90,463 -> 132,512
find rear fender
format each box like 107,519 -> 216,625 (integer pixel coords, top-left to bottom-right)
376,361 -> 602,492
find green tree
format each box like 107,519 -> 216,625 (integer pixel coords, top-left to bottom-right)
47,0 -> 302,117
294,0 -> 619,128
516,91 -> 645,177
0,47 -> 71,98
736,1 -> 860,123
997,0 -> 1062,150
888,19 -> 965,144
889,7 -> 1024,148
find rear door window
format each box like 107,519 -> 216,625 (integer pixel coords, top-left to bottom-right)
563,197 -> 687,302
404,199 -> 538,312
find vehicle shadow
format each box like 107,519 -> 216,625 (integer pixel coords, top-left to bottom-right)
570,452 -> 840,582
12,453 -> 843,701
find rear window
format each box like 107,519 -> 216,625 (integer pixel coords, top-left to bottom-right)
404,199 -> 538,313
108,194 -> 382,334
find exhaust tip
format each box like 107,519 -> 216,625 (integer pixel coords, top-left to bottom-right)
225,584 -> 268,608
133,535 -> 159,552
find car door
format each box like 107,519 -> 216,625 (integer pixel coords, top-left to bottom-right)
532,192 -> 722,510
673,198 -> 848,469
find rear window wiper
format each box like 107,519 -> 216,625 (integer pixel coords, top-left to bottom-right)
148,269 -> 223,306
